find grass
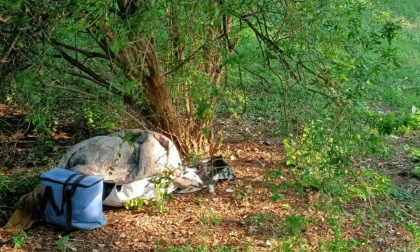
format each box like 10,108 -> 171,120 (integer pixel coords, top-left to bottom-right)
371,0 -> 420,110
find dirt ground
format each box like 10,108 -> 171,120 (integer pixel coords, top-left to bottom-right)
0,104 -> 419,251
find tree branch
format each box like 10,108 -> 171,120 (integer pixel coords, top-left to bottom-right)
65,71 -> 111,88
50,38 -> 109,60
52,41 -> 137,107
165,44 -> 206,76
239,15 -> 301,83
1,30 -> 20,63
45,83 -> 149,129
86,28 -> 116,59
52,42 -> 111,88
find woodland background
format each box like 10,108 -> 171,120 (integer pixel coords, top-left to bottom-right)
0,0 -> 419,251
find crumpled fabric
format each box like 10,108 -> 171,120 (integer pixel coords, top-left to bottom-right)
57,129 -> 184,185
1,184 -> 43,235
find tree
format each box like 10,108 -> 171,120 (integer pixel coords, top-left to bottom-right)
0,0 -> 398,157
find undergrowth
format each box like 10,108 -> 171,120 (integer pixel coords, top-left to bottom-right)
0,171 -> 40,204
263,110 -> 420,250
123,169 -> 175,214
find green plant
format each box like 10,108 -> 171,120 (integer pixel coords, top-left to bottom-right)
215,246 -> 235,252
346,170 -> 392,201
124,170 -> 174,213
279,120 -> 356,197
123,169 -> 175,213
369,111 -> 420,135
407,200 -> 420,218
392,210 -> 406,224
0,171 -> 40,203
283,214 -> 307,236
275,236 -> 308,252
405,146 -> 420,162
273,119 -> 391,201
149,169 -> 176,213
318,237 -> 360,252
195,247 -> 211,252
12,231 -> 26,249
413,166 -> 420,178
200,213 -> 222,227
154,239 -> 170,251
389,185 -> 413,201
32,137 -> 63,166
406,221 -> 420,251
195,197 -> 204,205
316,216 -> 362,251
155,245 -> 235,252
123,197 -> 150,210
250,212 -> 276,224
233,183 -> 253,207
56,235 -> 70,252
78,101 -> 120,136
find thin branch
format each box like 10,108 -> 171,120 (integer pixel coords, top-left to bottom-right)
45,83 -> 149,129
239,15 -> 301,83
296,60 -> 329,83
45,83 -> 97,99
1,30 -> 20,62
243,66 -> 270,86
239,13 -> 343,107
50,38 -> 109,60
86,28 -> 116,59
65,71 -> 111,87
239,15 -> 284,53
165,44 -> 206,76
52,41 -> 138,107
52,42 -> 111,90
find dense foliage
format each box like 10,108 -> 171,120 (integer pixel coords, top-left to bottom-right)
0,0 -> 400,156
1,1 -> 420,250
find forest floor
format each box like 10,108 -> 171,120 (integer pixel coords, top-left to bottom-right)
0,103 -> 419,251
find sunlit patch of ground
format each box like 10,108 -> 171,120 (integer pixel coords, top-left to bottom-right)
0,104 -> 418,251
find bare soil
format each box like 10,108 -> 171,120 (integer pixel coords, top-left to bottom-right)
0,104 -> 418,251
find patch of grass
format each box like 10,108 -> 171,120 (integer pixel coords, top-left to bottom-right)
413,166 -> 420,178
56,235 -> 70,252
249,212 -> 276,224
0,170 -> 41,206
275,236 -> 308,252
283,214 -> 307,236
406,221 -> 420,251
233,183 -> 253,207
318,237 -> 360,252
193,204 -> 224,248
407,200 -> 420,217
200,214 -> 222,226
405,145 -> 420,162
195,197 -> 205,205
369,111 -> 420,135
389,185 -> 413,201
12,231 -> 26,249
370,0 -> 420,110
155,245 -> 236,252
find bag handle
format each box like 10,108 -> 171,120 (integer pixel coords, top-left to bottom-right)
40,174 -> 78,219
63,174 -> 86,232
40,173 -> 87,232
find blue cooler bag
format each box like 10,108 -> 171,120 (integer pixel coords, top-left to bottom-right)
40,168 -> 106,231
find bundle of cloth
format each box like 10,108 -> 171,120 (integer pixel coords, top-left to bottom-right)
1,129 -> 234,234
